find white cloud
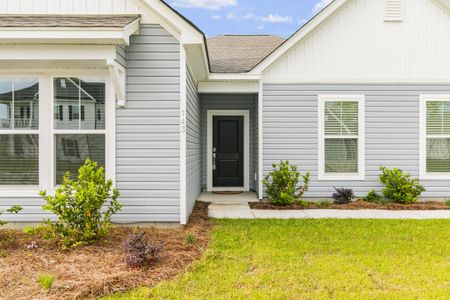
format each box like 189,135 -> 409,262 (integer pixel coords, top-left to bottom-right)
243,13 -> 292,23
226,12 -> 236,20
171,0 -> 238,10
211,14 -> 222,20
256,24 -> 265,30
262,14 -> 293,23
313,0 -> 332,14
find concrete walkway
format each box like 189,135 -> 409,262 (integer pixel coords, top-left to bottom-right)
208,203 -> 450,220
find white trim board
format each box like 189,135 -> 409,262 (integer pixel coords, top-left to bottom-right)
179,45 -> 188,225
318,94 -> 365,181
419,94 -> 450,180
207,110 -> 250,192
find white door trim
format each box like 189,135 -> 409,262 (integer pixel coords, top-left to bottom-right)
207,110 -> 250,192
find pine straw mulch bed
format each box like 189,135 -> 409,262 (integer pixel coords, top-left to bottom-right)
0,202 -> 211,300
250,200 -> 450,210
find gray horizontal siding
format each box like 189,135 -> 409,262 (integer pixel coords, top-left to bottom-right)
116,24 -> 181,222
186,67 -> 201,216
263,83 -> 450,199
201,94 -> 258,191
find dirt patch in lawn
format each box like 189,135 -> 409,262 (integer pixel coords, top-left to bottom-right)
0,202 -> 211,300
250,200 -> 450,210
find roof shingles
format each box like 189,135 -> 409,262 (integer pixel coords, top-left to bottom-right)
0,15 -> 140,28
207,35 -> 285,73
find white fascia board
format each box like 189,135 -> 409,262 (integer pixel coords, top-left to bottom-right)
250,0 -> 349,74
0,44 -> 117,62
198,81 -> 259,94
0,25 -> 140,45
208,73 -> 261,81
135,0 -> 203,44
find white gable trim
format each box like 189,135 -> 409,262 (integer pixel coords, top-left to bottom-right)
250,0 -> 349,74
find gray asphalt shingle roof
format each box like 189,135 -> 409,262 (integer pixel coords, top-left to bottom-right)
207,35 -> 286,73
0,15 -> 140,28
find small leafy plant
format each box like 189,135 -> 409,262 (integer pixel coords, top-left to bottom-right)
123,231 -> 163,268
332,187 -> 355,204
379,166 -> 425,204
40,159 -> 122,248
186,233 -> 197,245
262,161 -> 311,205
0,205 -> 22,227
445,199 -> 450,207
38,274 -> 54,291
364,189 -> 384,203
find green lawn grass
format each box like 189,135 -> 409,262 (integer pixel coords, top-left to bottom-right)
105,219 -> 450,299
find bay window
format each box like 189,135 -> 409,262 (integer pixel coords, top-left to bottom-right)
0,73 -> 112,195
318,95 -> 365,180
420,95 -> 450,179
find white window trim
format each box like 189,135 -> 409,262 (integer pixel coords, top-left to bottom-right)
0,69 -> 116,197
419,94 -> 450,180
207,110 -> 250,192
0,75 -> 42,196
318,94 -> 365,181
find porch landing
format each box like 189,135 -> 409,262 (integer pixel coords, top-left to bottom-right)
197,192 -> 259,204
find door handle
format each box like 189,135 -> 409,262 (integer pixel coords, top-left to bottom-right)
212,148 -> 216,170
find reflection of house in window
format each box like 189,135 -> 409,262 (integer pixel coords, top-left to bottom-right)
0,80 -> 39,129
62,138 -> 80,158
54,78 -> 105,130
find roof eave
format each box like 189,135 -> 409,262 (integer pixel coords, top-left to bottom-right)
0,18 -> 141,45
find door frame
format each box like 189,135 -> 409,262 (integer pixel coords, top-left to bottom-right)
207,110 -> 250,192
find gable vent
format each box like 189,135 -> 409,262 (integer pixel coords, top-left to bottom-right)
385,0 -> 403,22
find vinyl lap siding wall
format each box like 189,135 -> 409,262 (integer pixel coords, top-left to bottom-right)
115,24 -> 181,222
263,84 -> 450,199
201,94 -> 258,191
186,67 -> 201,216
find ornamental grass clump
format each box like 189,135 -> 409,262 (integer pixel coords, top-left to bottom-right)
379,166 -> 425,204
40,159 -> 122,248
262,161 -> 311,205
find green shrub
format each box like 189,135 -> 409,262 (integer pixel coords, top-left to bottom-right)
445,199 -> 450,206
379,166 -> 425,204
364,189 -> 384,203
262,161 -> 310,205
38,274 -> 54,290
0,205 -> 22,227
40,159 -> 122,248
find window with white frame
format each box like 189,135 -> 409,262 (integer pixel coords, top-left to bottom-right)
420,96 -> 450,178
53,77 -> 106,184
0,78 -> 39,185
318,95 -> 365,180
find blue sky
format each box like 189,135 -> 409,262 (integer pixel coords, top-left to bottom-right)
168,0 -> 332,37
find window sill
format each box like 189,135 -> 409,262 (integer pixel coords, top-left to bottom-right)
318,173 -> 365,181
419,173 -> 450,180
0,188 -> 41,198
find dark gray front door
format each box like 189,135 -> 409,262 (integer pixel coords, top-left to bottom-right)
213,116 -> 244,187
